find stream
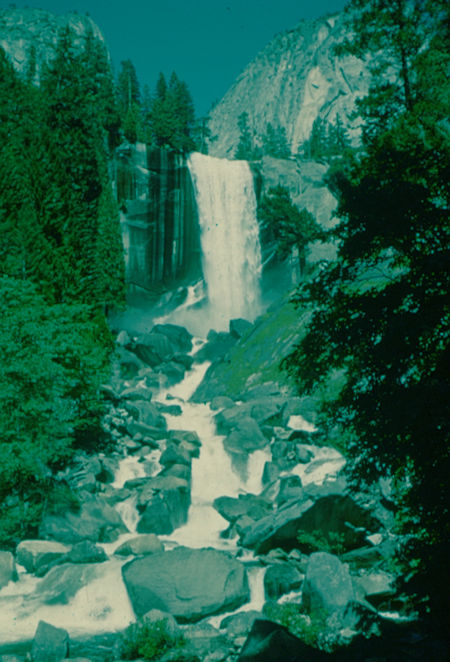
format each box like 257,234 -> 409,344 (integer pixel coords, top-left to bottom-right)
0,342 -> 344,645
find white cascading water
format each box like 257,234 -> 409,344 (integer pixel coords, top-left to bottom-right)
187,152 -> 263,332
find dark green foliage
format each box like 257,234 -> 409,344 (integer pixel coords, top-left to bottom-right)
0,29 -> 125,546
235,111 -> 262,160
121,619 -> 186,660
258,186 -> 324,274
285,2 -> 449,619
117,58 -> 141,139
146,71 -> 197,152
263,602 -> 328,649
261,122 -> 291,159
0,277 -> 111,546
336,0 -> 447,142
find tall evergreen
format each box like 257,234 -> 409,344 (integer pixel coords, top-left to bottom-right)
286,0 -> 449,620
147,71 -> 197,152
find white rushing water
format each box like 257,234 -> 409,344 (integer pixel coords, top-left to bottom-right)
187,152 -> 263,332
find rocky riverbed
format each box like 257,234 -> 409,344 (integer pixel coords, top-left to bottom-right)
0,321 -> 444,662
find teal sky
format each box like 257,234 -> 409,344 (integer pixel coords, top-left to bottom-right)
4,0 -> 348,115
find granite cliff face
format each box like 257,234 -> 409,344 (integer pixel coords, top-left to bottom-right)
116,145 -> 201,296
207,12 -> 370,158
0,7 -> 104,81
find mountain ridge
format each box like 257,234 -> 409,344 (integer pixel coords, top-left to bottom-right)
207,11 -> 371,158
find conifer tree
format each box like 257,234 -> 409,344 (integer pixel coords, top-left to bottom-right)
286,0 -> 449,620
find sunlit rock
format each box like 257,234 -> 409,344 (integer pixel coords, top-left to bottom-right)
122,547 -> 250,621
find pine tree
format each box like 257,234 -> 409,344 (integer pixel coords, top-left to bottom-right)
262,122 -> 291,159
235,112 -> 261,160
258,186 -> 324,274
147,71 -> 197,152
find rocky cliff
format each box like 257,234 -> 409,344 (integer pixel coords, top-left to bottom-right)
116,144 -> 202,296
207,12 -> 370,158
0,7 -> 104,82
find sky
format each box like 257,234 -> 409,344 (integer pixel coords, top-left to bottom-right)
3,0 -> 348,115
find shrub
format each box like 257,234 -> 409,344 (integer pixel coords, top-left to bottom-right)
263,601 -> 327,648
296,529 -> 346,555
120,619 -> 185,660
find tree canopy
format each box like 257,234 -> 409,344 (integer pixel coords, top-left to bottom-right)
258,186 -> 324,275
0,27 -> 125,545
285,0 -> 449,619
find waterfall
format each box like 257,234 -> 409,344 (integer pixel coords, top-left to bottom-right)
187,153 -> 262,331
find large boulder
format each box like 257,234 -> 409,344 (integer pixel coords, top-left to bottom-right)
195,330 -> 237,362
229,318 -> 253,339
223,417 -> 268,454
31,620 -> 69,662
122,547 -> 250,622
152,323 -> 193,353
39,494 -> 127,544
16,540 -> 70,574
213,494 -> 272,523
241,494 -> 379,554
114,534 -> 164,557
132,332 -> 175,367
302,552 -> 354,617
135,401 -> 167,430
136,477 -> 190,535
0,551 -> 16,589
33,563 -> 107,605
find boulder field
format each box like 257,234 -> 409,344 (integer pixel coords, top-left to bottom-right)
0,320 -> 444,662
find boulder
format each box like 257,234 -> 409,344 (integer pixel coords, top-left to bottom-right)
136,401 -> 167,430
33,563 -> 107,605
39,494 -> 127,544
210,395 -> 235,410
169,430 -> 202,447
132,332 -> 175,367
213,494 -> 272,523
155,360 -> 186,385
220,610 -> 261,637
0,551 -> 16,588
238,619 -> 328,662
263,563 -> 303,599
224,417 -> 267,454
116,346 -> 144,379
230,318 -> 253,338
271,441 -> 299,470
241,494 -> 378,554
159,463 -> 191,481
142,608 -> 180,637
152,323 -> 193,353
277,475 -> 303,507
215,405 -> 248,433
16,540 -> 69,574
249,398 -> 285,426
137,478 -> 190,535
155,401 -> 183,416
172,353 -> 194,370
160,441 -> 191,467
31,620 -> 69,662
114,534 -> 164,557
302,552 -> 354,616
195,330 -> 237,361
122,547 -> 250,621
126,420 -> 166,443
356,570 -> 396,607
66,541 -> 108,564
261,461 -> 280,486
